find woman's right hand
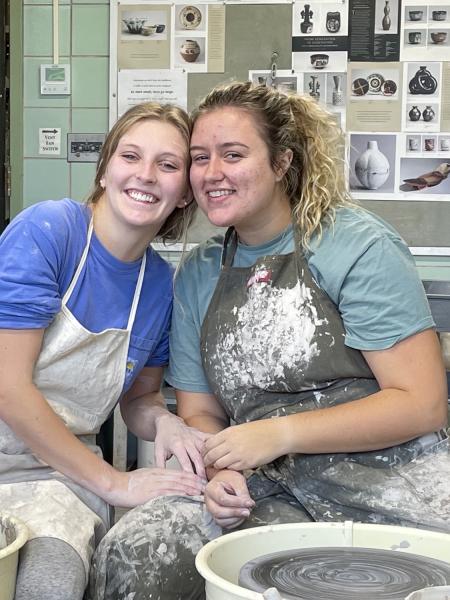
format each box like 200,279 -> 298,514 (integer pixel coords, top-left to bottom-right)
205,470 -> 255,529
104,467 -> 206,508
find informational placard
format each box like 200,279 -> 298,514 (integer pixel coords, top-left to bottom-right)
118,69 -> 188,116
349,0 -> 401,61
39,128 -> 61,156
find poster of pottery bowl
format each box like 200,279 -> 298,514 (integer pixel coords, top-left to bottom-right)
400,157 -> 450,193
350,134 -> 396,193
374,0 -> 399,34
405,61 -> 441,98
293,50 -> 347,73
249,70 -> 303,93
427,5 -> 449,24
404,4 -> 427,24
121,9 -> 168,41
401,3 -> 450,61
350,67 -> 400,100
175,4 -> 206,32
174,36 -> 205,70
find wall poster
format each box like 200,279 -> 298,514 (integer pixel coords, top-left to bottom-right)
110,0 -> 450,202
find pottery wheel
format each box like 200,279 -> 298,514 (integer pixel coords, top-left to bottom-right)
238,547 -> 450,600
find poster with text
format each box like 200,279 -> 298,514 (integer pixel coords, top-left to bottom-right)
347,62 -> 402,131
292,0 -> 348,73
349,0 -> 401,61
117,70 -> 188,116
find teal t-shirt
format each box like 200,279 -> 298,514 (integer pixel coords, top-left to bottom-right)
166,207 -> 434,393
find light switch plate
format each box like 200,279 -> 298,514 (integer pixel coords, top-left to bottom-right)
67,133 -> 106,162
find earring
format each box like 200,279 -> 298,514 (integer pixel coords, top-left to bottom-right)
100,178 -> 105,189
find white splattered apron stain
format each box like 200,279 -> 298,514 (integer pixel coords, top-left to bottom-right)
200,225 -> 450,531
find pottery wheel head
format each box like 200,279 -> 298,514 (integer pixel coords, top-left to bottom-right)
238,547 -> 450,600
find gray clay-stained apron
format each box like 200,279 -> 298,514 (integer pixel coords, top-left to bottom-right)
0,218 -> 147,577
201,227 -> 450,531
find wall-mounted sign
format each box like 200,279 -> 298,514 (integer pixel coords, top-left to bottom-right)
39,128 -> 61,156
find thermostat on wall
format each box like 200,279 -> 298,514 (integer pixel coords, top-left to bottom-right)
40,64 -> 71,95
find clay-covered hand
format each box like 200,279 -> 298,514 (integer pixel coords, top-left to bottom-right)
154,412 -> 211,478
205,470 -> 255,529
104,467 -> 206,508
203,420 -> 286,471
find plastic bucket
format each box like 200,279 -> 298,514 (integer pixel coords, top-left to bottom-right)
406,587 -> 450,599
196,521 -> 450,600
0,514 -> 28,600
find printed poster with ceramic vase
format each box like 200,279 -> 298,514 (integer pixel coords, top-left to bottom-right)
172,3 -> 225,73
348,0 -> 401,61
400,0 -> 450,61
292,0 -> 348,73
403,61 -> 441,134
399,60 -> 450,199
349,133 -> 397,198
347,62 -> 403,132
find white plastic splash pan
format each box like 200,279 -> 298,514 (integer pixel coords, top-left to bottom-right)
406,587 -> 450,600
196,521 -> 450,600
0,514 -> 28,600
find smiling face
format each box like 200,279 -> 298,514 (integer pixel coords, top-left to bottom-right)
189,107 -> 292,245
97,118 -> 189,243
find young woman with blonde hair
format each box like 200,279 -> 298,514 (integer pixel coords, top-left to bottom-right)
89,82 -> 449,599
0,102 -> 207,600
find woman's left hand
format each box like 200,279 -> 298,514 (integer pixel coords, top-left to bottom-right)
154,412 -> 211,478
202,420 -> 286,471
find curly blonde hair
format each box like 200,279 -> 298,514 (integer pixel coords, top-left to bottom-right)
86,102 -> 197,243
191,81 -> 353,246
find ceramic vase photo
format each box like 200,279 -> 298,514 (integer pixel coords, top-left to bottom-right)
180,39 -> 200,63
408,106 -> 421,121
300,4 -> 313,33
308,75 -> 320,100
422,106 -> 435,122
332,75 -> 344,106
409,66 -> 438,95
326,12 -> 341,33
382,0 -> 391,30
354,141 -> 390,190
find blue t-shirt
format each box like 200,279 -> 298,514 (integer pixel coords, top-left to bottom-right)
0,199 -> 174,393
166,206 -> 434,393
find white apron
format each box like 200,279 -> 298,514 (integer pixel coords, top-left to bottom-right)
0,218 -> 147,577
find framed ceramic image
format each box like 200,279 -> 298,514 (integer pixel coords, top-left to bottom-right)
406,62 -> 441,99
121,9 -> 168,41
249,70 -> 303,94
175,4 -> 206,32
400,157 -> 450,193
349,133 -> 396,193
350,67 -> 400,100
374,0 -> 399,34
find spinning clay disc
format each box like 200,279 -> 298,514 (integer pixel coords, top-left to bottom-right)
238,546 -> 450,600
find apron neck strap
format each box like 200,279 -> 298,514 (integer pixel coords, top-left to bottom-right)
221,223 -> 304,268
62,218 -> 95,305
221,227 -> 239,268
62,216 -> 147,333
126,251 -> 146,331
